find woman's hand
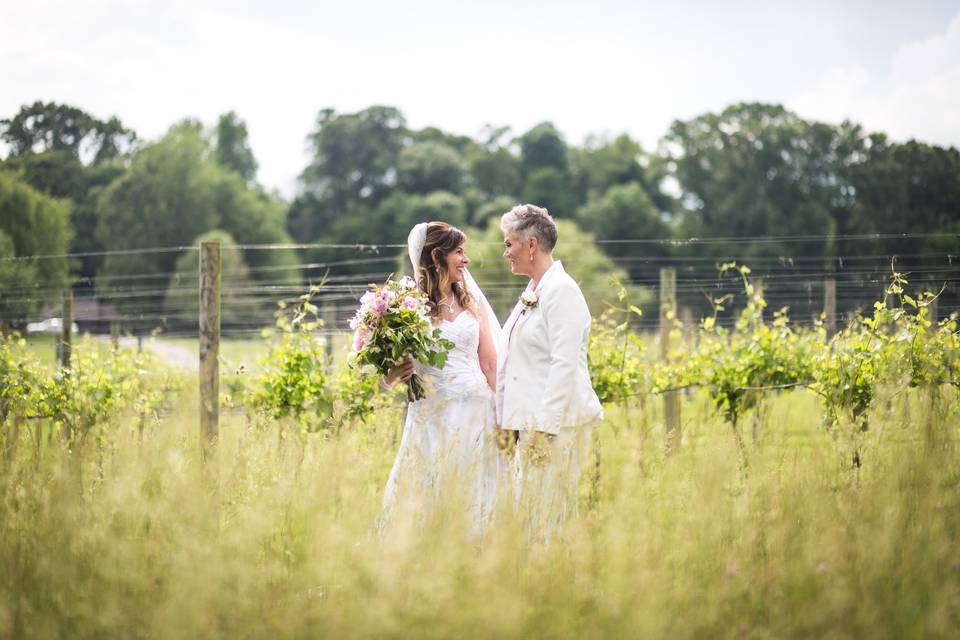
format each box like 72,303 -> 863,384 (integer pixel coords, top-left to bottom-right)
525,431 -> 554,466
494,426 -> 518,452
383,358 -> 415,387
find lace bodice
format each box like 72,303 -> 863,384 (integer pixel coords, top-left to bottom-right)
415,311 -> 491,400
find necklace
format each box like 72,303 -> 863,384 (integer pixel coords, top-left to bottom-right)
441,301 -> 456,315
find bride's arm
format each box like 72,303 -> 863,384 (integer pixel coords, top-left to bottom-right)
477,311 -> 498,392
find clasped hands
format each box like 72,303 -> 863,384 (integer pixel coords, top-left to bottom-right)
494,426 -> 554,464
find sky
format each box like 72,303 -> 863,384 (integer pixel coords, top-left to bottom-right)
2,0 -> 959,197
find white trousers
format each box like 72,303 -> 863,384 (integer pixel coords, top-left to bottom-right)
514,425 -> 593,541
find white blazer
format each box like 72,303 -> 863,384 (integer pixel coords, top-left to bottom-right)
496,261 -> 604,435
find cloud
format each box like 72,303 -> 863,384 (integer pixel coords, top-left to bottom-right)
789,12 -> 960,147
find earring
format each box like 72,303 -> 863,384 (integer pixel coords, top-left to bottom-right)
529,254 -> 534,263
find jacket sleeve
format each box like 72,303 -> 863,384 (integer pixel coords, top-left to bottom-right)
538,278 -> 590,434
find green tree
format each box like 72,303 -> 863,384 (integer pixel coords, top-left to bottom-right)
521,167 -> 577,218
0,172 -> 72,325
2,152 -> 126,280
212,172 -> 300,284
576,133 -> 674,214
843,137 -> 960,263
578,134 -> 646,197
516,122 -> 576,216
0,101 -> 135,162
95,122 -> 299,306
518,122 -> 568,174
214,111 -> 258,182
663,103 -> 844,260
410,127 -> 475,153
286,192 -> 333,244
396,141 -> 467,194
578,182 -> 672,277
96,123 -> 219,279
163,230 -> 257,324
470,195 -> 517,228
322,190 -> 468,248
300,106 -> 407,212
0,230 -> 38,329
1,103 -> 136,280
467,125 -> 521,199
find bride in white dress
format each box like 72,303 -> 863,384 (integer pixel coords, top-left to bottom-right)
379,222 -> 503,535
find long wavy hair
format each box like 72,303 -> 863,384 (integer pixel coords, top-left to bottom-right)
417,222 -> 477,321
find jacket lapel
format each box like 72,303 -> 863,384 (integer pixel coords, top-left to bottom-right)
501,261 -> 565,351
502,301 -> 523,347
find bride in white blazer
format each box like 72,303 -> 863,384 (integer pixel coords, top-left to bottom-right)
496,204 -> 603,536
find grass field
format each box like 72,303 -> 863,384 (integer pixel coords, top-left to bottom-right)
22,333 -> 277,374
19,333 -> 59,369
2,377 -> 958,638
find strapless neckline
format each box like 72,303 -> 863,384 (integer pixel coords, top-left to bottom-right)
439,310 -> 474,326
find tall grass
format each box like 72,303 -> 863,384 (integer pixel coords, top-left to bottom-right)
2,384 -> 958,638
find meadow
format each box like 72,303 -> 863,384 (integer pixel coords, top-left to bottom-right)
1,367 -> 958,638
2,274 -> 960,638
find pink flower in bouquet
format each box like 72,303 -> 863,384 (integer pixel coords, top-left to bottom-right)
372,289 -> 395,317
348,277 -> 453,402
353,325 -> 372,351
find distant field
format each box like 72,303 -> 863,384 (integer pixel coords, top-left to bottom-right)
20,332 -> 351,375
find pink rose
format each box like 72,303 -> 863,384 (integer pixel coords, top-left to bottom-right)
372,290 -> 395,317
353,327 -> 372,351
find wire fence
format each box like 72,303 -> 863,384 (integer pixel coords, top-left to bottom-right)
3,234 -> 959,339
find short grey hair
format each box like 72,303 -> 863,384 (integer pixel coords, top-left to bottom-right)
500,203 -> 558,252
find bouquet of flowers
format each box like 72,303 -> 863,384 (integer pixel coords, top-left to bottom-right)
349,276 -> 454,401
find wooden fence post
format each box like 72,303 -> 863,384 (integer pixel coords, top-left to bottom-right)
60,289 -> 72,369
823,278 -> 837,335
57,288 -> 74,443
750,276 -> 764,319
323,300 -> 337,369
660,268 -> 680,451
680,306 -> 695,347
199,241 -> 221,465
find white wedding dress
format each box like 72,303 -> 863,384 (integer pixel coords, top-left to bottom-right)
380,310 -> 502,535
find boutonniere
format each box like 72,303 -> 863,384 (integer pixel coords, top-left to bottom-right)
519,291 -> 539,314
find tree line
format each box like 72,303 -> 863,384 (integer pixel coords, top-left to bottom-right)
1,100 -> 958,328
